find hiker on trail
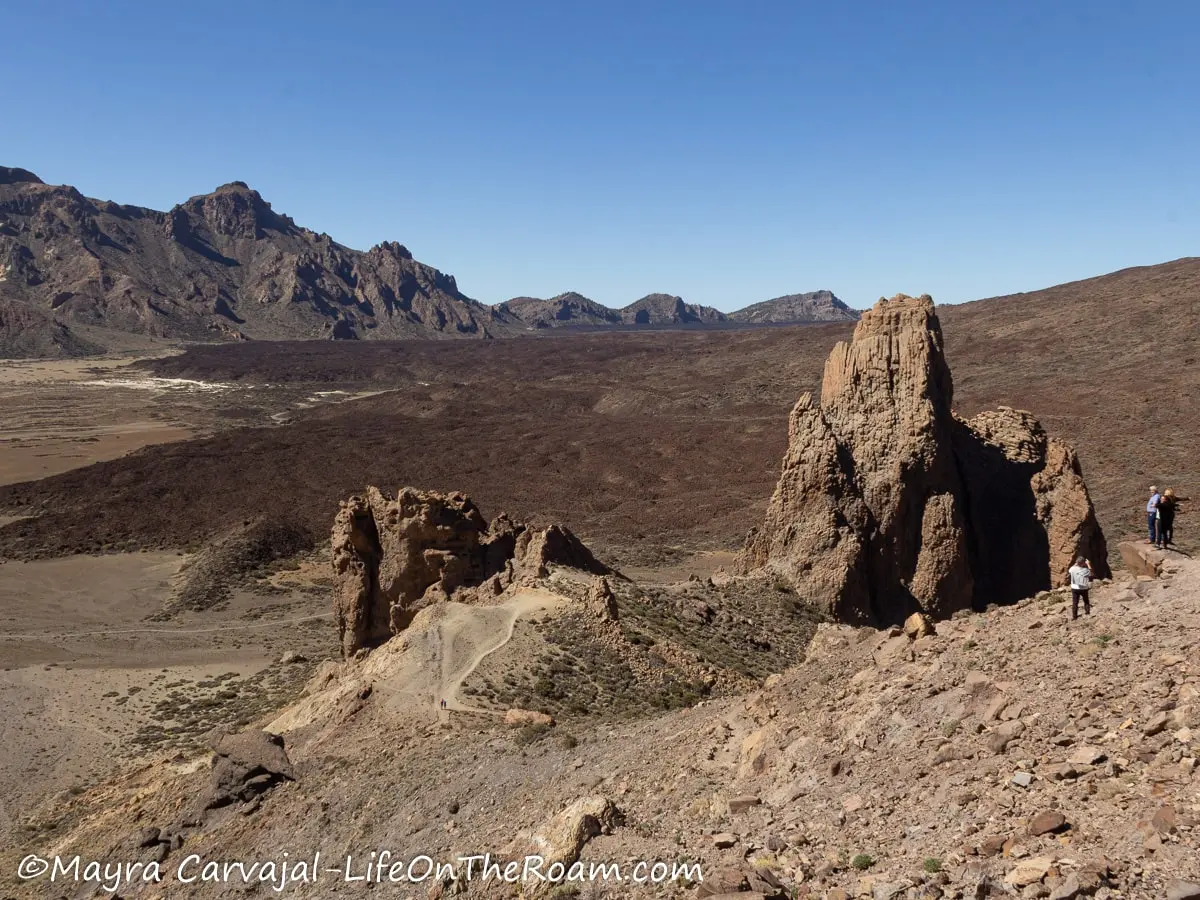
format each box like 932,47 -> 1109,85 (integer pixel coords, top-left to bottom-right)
1068,556 -> 1093,620
1147,486 -> 1162,545
440,698 -> 447,710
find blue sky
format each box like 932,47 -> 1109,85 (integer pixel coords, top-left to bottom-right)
4,1 -> 1197,310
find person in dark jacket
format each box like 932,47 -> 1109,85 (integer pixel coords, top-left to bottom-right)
1159,489 -> 1182,548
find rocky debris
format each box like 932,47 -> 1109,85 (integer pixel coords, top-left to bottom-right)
503,709 -> 555,727
1167,881 -> 1200,900
331,486 -> 609,654
200,728 -> 295,810
17,551 -> 1200,900
520,796 -> 623,874
1028,809 -> 1069,835
737,294 -> 1109,624
1118,541 -> 1165,578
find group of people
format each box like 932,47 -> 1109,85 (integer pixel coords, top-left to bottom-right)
1146,485 -> 1182,549
1065,484 -> 1187,622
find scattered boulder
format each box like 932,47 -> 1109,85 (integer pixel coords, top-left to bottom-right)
728,795 -> 762,813
1118,541 -> 1164,578
736,294 -> 1108,625
201,729 -> 295,810
1004,855 -> 1056,888
1028,809 -> 1069,836
332,487 -> 609,654
988,720 -> 1026,754
903,611 -> 936,639
504,708 -> 555,728
523,796 -> 622,871
1166,881 -> 1200,900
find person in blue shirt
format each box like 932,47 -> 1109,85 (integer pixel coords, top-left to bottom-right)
1147,486 -> 1162,545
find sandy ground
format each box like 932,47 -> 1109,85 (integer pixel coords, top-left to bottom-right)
621,549 -> 738,584
0,355 -> 390,487
0,357 -> 199,486
0,551 -> 335,833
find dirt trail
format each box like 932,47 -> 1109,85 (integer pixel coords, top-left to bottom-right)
435,587 -> 566,720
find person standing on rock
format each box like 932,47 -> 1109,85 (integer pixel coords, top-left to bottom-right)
1158,489 -> 1180,548
1068,556 -> 1093,620
1146,486 -> 1162,545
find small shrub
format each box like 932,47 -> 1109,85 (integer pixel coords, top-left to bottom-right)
513,723 -> 551,746
850,854 -> 875,871
923,857 -> 943,873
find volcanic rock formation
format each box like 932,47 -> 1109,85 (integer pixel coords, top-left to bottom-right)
331,487 -> 609,655
737,294 -> 1108,624
0,170 -> 516,356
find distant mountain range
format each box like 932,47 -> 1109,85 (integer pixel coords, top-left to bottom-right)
0,166 -> 856,357
496,290 -> 858,330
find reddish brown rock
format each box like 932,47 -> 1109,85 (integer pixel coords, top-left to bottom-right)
332,486 -> 609,655
736,294 -> 1109,625
1029,810 -> 1069,836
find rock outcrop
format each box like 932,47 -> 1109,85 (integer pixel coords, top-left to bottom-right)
727,290 -> 860,324
331,487 -> 609,655
201,729 -> 295,810
737,294 -> 1108,624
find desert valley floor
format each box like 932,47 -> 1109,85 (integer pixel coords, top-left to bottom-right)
1,260 -> 1199,898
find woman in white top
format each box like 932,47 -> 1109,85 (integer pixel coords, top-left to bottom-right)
1068,556 -> 1093,620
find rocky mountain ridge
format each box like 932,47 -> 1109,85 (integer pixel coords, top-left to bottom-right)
499,290 -> 859,331
728,290 -> 858,325
0,165 -> 856,357
0,168 -> 516,355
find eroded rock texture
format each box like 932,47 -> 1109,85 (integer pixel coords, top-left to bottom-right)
331,487 -> 608,655
737,294 -> 1108,625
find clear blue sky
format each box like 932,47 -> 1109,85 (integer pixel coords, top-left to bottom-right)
4,1 -> 1197,310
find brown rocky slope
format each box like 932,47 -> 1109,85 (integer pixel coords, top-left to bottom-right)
0,167 -> 517,354
738,295 -> 1109,625
6,549 -> 1197,898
